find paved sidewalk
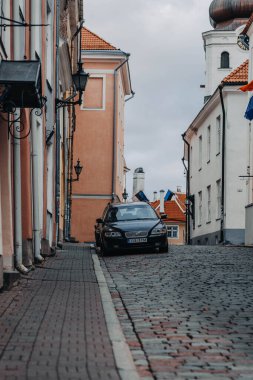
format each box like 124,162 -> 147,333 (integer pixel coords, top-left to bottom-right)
0,244 -> 120,380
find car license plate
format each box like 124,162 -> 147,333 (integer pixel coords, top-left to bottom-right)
128,238 -> 147,244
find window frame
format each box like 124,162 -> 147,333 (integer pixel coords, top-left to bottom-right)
167,225 -> 179,239
81,74 -> 106,111
220,51 -> 230,69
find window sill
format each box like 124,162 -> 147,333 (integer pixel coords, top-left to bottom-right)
216,152 -> 220,157
216,217 -> 221,221
207,160 -> 210,164
198,224 -> 202,228
199,168 -> 202,172
206,221 -> 211,225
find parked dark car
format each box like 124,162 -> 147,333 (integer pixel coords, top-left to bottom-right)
95,202 -> 168,255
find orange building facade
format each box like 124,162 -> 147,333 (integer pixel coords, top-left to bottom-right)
71,28 -> 133,242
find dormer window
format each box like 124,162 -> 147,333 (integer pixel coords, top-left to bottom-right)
220,51 -> 230,69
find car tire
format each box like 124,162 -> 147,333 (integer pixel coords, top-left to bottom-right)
159,244 -> 168,253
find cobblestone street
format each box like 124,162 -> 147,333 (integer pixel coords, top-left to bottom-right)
101,245 -> 253,380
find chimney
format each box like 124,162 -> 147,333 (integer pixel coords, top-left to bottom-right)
133,168 -> 145,198
160,190 -> 165,213
177,186 -> 182,193
153,191 -> 157,201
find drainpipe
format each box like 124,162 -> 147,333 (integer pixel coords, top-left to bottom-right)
182,132 -> 191,245
219,84 -> 225,244
112,55 -> 130,201
55,0 -> 60,244
31,115 -> 44,262
13,5 -> 28,273
13,112 -> 29,274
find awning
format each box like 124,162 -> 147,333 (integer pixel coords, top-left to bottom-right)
0,60 -> 42,108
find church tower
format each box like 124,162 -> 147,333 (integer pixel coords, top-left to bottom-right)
203,0 -> 253,98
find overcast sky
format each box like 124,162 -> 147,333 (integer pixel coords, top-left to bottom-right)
85,0 -> 212,200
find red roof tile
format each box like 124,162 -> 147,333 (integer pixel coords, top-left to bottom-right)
150,193 -> 186,223
81,27 -> 118,51
222,60 -> 248,84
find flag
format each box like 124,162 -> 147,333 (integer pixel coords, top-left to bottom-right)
244,96 -> 253,121
135,191 -> 149,202
164,189 -> 175,201
239,80 -> 253,92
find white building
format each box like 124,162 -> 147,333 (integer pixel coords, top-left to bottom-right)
238,15 -> 253,245
183,0 -> 253,245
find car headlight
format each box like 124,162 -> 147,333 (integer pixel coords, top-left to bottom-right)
104,229 -> 122,238
150,226 -> 167,235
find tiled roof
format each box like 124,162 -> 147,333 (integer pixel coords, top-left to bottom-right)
150,193 -> 186,223
222,60 -> 248,85
81,27 -> 118,51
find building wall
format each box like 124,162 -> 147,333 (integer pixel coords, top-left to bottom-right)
166,222 -> 185,245
189,90 -> 248,245
72,57 -> 128,242
203,28 -> 248,97
244,23 -> 253,245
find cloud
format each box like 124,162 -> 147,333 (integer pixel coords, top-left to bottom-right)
85,0 -> 212,198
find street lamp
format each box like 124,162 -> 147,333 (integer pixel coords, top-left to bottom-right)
56,62 -> 89,108
122,188 -> 128,202
69,158 -> 83,182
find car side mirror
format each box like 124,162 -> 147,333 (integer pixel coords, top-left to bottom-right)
96,218 -> 103,223
160,214 -> 167,220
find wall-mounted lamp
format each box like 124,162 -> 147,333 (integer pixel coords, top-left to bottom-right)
56,62 -> 89,109
122,188 -> 128,202
68,158 -> 83,182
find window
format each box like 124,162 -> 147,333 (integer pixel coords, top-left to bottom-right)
207,185 -> 211,222
216,116 -> 221,155
199,135 -> 202,169
198,191 -> 202,226
220,51 -> 230,69
216,179 -> 221,219
167,225 -> 179,239
207,125 -> 211,163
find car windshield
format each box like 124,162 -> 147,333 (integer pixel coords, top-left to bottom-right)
105,205 -> 158,222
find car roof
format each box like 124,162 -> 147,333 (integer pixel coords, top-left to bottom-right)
110,202 -> 151,208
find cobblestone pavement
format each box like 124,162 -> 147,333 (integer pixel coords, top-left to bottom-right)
0,245 -> 120,380
101,245 -> 253,380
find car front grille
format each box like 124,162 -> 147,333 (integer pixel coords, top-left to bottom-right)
125,231 -> 148,238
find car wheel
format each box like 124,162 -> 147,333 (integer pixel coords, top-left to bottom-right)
159,244 -> 168,253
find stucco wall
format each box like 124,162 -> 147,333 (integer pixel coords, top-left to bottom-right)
71,57 -> 128,241
189,90 -> 248,244
72,198 -> 110,242
203,29 -> 248,97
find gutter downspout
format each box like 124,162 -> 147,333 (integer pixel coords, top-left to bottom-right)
13,113 -> 29,274
55,0 -> 60,244
13,5 -> 28,274
182,132 -> 191,245
112,55 -> 130,201
219,84 -> 225,244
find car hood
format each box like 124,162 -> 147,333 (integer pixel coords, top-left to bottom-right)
105,219 -> 161,232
